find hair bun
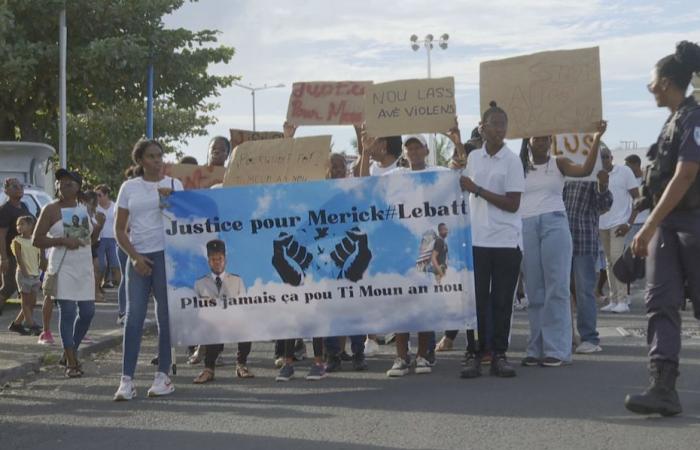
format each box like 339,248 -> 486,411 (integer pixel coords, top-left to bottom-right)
675,41 -> 700,72
489,100 -> 498,108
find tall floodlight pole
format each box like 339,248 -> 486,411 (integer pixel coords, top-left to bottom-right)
59,9 -> 67,168
410,33 -> 449,166
146,63 -> 154,138
233,83 -> 286,131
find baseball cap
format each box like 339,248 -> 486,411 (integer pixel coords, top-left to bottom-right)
403,134 -> 428,148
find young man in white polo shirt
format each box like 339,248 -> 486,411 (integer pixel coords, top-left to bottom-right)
598,147 -> 639,312
382,134 -> 449,377
459,101 -> 525,378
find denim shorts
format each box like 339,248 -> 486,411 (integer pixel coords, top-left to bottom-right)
15,271 -> 41,296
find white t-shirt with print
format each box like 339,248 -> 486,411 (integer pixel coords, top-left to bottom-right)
463,145 -> 525,248
369,160 -> 399,176
116,176 -> 183,253
96,201 -> 116,239
599,165 -> 639,230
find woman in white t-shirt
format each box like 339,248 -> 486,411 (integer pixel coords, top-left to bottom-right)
113,140 -> 183,401
518,121 -> 607,367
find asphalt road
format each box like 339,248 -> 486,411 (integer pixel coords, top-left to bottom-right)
1,309 -> 700,450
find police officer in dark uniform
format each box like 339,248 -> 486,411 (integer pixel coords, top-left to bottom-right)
624,40 -> 700,416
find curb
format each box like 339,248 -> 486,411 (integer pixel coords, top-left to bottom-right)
0,320 -> 156,385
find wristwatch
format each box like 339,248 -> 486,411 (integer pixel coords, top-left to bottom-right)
475,186 -> 483,198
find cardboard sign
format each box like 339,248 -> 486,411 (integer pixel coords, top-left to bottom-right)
230,129 -> 284,149
693,74 -> 700,102
163,164 -> 225,190
552,133 -> 603,181
480,47 -> 602,139
286,81 -> 372,125
363,77 -> 456,137
223,135 -> 332,186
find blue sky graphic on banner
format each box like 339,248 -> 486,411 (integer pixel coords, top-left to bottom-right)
163,171 -> 476,345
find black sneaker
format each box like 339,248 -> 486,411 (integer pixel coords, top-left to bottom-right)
521,356 -> 541,367
460,353 -> 481,378
490,354 -> 516,377
28,324 -> 42,336
426,351 -> 437,367
339,351 -> 352,362
151,356 -> 159,366
325,355 -> 342,373
541,357 -> 563,367
8,322 -> 30,335
352,352 -> 368,371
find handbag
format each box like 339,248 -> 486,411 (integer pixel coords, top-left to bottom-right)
42,248 -> 68,297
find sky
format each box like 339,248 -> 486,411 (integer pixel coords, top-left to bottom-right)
162,0 -> 700,164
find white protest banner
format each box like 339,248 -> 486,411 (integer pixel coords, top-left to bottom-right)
286,81 -> 372,125
229,128 -> 284,149
480,47 -> 602,139
364,77 -> 456,137
552,134 -> 604,181
163,164 -> 225,190
163,171 -> 475,345
223,135 -> 331,186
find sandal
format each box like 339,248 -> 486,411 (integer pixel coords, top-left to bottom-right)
236,364 -> 255,378
65,366 -> 82,378
193,368 -> 215,384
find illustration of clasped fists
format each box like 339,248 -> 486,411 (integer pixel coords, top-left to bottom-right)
272,227 -> 372,286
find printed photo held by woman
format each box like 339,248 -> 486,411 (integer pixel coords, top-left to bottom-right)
518,120 -> 607,368
625,40 -> 700,417
113,139 -> 183,401
32,169 -> 98,378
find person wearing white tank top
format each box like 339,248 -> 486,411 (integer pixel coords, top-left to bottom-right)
519,121 -> 607,367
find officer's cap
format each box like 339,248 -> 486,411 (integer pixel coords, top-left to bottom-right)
206,239 -> 226,256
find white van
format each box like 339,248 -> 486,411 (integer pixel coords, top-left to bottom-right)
0,142 -> 56,216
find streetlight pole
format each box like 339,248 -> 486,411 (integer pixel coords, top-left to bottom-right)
58,8 -> 67,168
233,83 -> 285,131
410,33 -> 449,165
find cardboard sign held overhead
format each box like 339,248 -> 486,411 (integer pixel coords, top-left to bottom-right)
286,81 -> 372,125
480,47 -> 602,139
163,164 -> 225,190
230,129 -> 284,149
552,134 -> 604,181
364,77 -> 456,137
223,135 -> 332,186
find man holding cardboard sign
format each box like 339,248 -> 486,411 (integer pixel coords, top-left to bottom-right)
480,47 -> 602,139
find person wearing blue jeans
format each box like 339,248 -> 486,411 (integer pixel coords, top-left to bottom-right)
113,139 -> 183,401
519,126 -> 606,366
56,299 -> 95,358
324,335 -> 367,371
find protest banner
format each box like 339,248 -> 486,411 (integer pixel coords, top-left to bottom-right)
163,164 -> 226,190
480,47 -> 602,139
229,128 -> 284,149
552,133 -> 604,181
286,81 -> 372,125
223,135 -> 331,186
163,171 -> 476,345
364,77 -> 456,137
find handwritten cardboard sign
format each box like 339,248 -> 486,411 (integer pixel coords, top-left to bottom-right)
480,47 -> 602,139
693,74 -> 700,102
552,133 -> 604,181
363,77 -> 456,137
229,129 -> 284,149
223,135 -> 332,186
286,81 -> 372,125
163,164 -> 225,190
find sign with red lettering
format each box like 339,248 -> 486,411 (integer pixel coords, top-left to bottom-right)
286,81 -> 372,125
163,164 -> 226,190
552,133 -> 603,181
230,129 -> 284,149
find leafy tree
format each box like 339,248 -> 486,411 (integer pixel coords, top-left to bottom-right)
0,0 -> 236,189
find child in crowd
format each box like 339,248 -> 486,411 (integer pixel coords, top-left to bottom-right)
9,215 -> 45,335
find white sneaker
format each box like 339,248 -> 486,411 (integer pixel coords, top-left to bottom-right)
600,302 -> 616,312
612,303 -> 630,313
414,356 -> 432,374
575,341 -> 603,354
113,376 -> 137,401
364,338 -> 379,356
386,357 -> 410,377
147,372 -> 174,397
